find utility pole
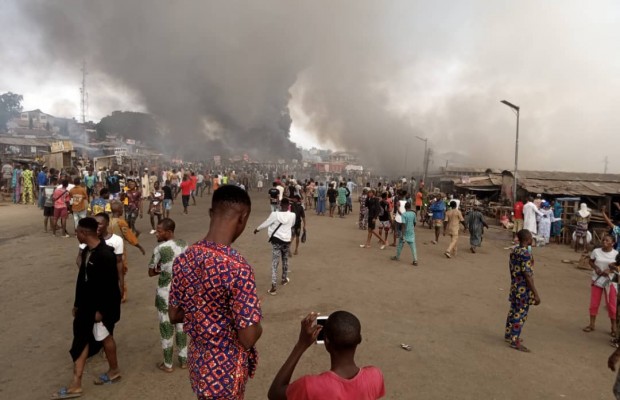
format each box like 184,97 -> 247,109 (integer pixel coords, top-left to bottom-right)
423,147 -> 432,185
604,156 -> 609,174
80,60 -> 88,123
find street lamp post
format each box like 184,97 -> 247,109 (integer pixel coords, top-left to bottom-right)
501,100 -> 520,205
415,136 -> 428,185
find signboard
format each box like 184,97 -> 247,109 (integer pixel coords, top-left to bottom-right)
214,155 -> 221,166
51,140 -> 74,153
126,139 -> 136,145
114,147 -> 128,156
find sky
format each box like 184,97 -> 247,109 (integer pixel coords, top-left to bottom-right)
1,1 -> 619,173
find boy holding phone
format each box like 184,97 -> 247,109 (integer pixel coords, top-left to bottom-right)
268,311 -> 385,400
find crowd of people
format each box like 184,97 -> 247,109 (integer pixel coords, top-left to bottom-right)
5,158 -> 620,398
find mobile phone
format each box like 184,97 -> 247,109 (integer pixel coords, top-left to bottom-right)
316,315 -> 328,344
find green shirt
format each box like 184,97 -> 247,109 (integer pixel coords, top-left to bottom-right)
401,211 -> 417,242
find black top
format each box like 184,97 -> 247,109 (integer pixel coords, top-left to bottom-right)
162,185 -> 173,200
268,188 -> 280,203
327,188 -> 338,203
74,240 -> 121,324
379,200 -> 390,222
106,175 -> 121,193
291,202 -> 306,229
366,197 -> 381,219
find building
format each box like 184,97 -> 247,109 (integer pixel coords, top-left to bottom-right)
0,136 -> 51,158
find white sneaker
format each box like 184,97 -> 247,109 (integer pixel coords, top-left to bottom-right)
150,230 -> 156,234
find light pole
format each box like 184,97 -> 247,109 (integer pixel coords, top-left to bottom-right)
501,100 -> 520,205
415,136 -> 428,185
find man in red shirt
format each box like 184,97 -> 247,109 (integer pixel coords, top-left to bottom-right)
268,311 -> 385,400
176,174 -> 192,214
513,199 -> 524,243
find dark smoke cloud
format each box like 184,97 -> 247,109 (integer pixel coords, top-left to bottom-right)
7,1 -> 620,173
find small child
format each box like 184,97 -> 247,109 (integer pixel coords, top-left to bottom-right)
391,202 -> 418,265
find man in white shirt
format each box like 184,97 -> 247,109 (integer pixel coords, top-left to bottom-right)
254,198 -> 296,296
523,197 -> 542,236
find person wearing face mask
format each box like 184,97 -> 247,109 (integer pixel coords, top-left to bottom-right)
504,229 -> 541,352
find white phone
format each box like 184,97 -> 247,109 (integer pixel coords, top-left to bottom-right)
316,315 -> 328,344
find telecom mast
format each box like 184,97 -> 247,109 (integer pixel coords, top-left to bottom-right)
80,60 -> 88,123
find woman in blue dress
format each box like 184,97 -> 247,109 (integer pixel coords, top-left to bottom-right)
551,200 -> 563,244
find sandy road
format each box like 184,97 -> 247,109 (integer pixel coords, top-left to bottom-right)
0,192 -> 617,399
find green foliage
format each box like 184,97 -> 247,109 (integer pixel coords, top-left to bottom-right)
95,111 -> 161,144
0,92 -> 23,131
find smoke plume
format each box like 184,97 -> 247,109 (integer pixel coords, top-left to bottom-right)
7,1 -> 620,173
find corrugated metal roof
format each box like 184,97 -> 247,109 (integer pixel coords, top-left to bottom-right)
505,170 -> 620,183
518,178 -> 620,197
0,137 -> 51,146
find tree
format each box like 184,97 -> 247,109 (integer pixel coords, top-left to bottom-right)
0,92 -> 24,132
95,111 -> 161,145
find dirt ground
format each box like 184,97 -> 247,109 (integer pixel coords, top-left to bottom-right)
1,191 -> 618,400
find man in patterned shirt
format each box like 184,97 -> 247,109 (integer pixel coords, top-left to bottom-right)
169,185 -> 263,399
149,218 -> 188,372
505,229 -> 541,352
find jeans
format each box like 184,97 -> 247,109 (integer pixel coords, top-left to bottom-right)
271,241 -> 290,286
73,210 -> 87,229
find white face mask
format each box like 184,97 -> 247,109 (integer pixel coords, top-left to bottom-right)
527,245 -> 532,254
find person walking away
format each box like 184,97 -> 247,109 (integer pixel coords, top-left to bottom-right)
22,164 -> 35,205
177,174 -> 192,214
327,184 -> 337,218
268,311 -> 385,400
444,201 -> 466,258
415,189 -> 423,217
391,191 -> 407,246
122,180 -> 142,236
162,180 -> 173,219
169,185 -> 262,399
346,179 -> 356,214
43,177 -> 58,232
106,171 -> 121,200
583,235 -> 618,336
268,182 -> 281,212
429,195 -> 446,244
254,198 -> 296,295
69,177 -> 89,234
290,195 -> 306,257
197,171 -> 205,197
505,229 -> 541,352
52,180 -> 71,237
190,171 -> 198,205
316,182 -> 326,216
391,202 -> 418,265
336,183 -> 348,218
50,218 -> 121,399
109,201 -> 146,302
148,218 -> 189,372
378,192 -> 392,245
37,167 -> 49,208
512,198 -> 524,243
466,207 -> 489,253
358,188 -> 369,230
360,190 -> 387,250
84,170 -> 97,202
148,181 -> 164,234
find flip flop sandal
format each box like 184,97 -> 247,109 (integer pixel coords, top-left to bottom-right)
582,326 -> 595,333
51,387 -> 82,399
509,342 -> 531,352
400,343 -> 412,351
157,362 -> 174,373
94,373 -> 122,385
